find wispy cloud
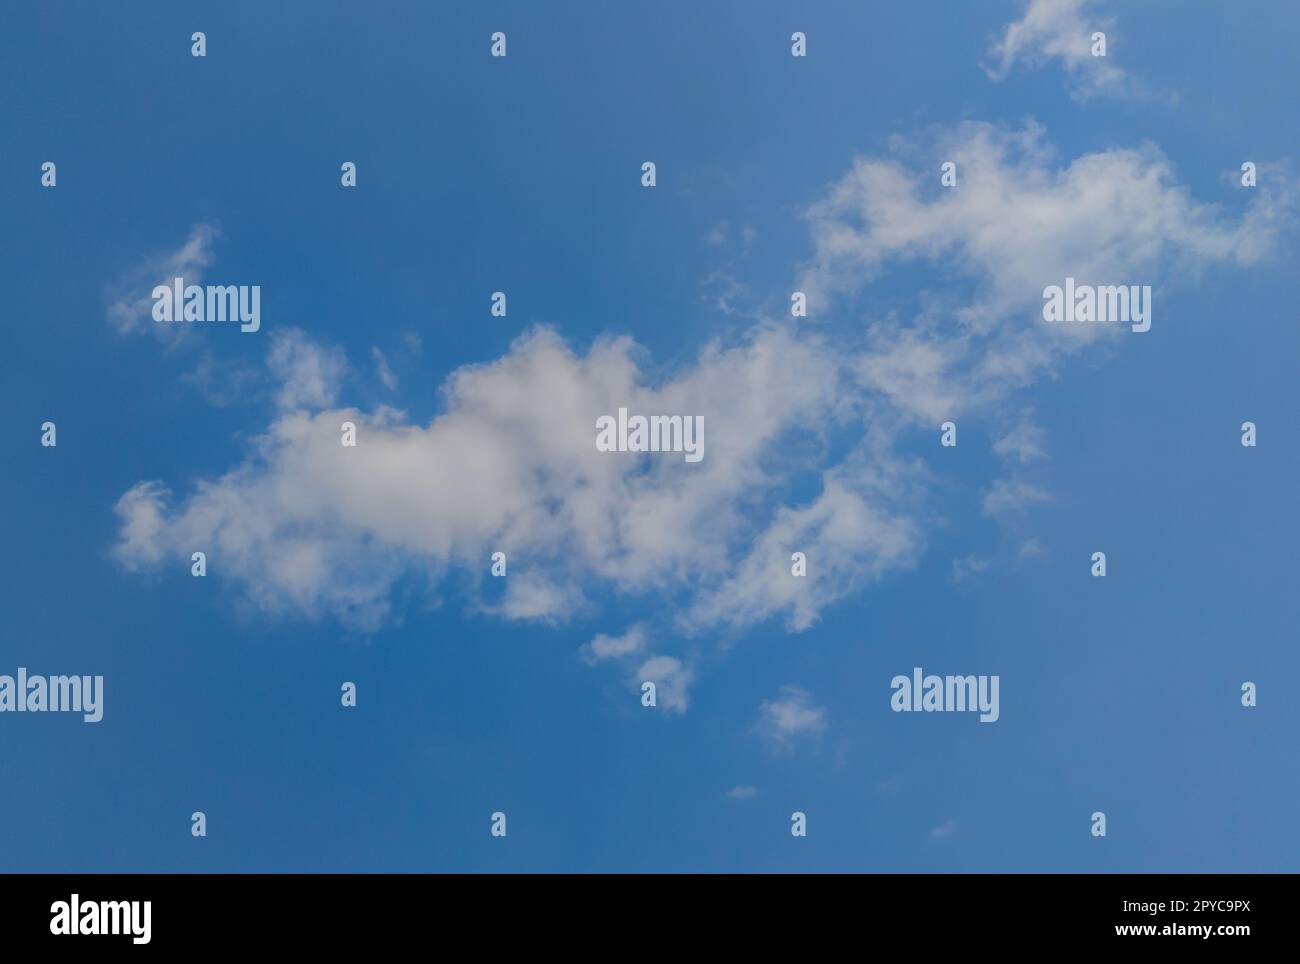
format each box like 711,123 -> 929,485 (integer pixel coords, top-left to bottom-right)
982,479 -> 1052,517
372,347 -> 398,392
756,686 -> 827,750
704,221 -> 729,246
993,412 -> 1047,464
952,555 -> 992,583
636,655 -> 694,713
580,625 -> 647,665
269,329 -> 348,412
929,819 -> 959,841
106,224 -> 218,336
804,122 -> 1288,425
984,0 -> 1128,100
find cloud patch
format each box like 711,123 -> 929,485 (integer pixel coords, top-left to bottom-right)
106,224 -> 218,336
756,686 -> 827,750
111,123 -> 1291,704
984,0 -> 1127,100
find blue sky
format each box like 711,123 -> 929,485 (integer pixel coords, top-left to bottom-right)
2,0 -> 1298,872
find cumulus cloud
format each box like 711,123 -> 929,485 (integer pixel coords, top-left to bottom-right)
580,625 -> 647,665
269,329 -> 348,412
984,0 -> 1127,100
804,121 -> 1289,423
688,464 -> 918,632
578,624 -> 692,709
805,122 -> 1283,318
636,655 -> 694,713
106,224 -> 218,335
112,122 -> 1289,686
756,686 -> 827,750
114,320 -> 914,633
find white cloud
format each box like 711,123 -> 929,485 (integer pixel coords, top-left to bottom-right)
804,122 -> 1288,422
113,481 -> 170,570
636,655 -> 694,713
982,479 -> 1052,517
806,122 -> 1282,317
106,224 -> 218,335
993,413 -> 1047,464
111,123 -> 1290,694
497,573 -> 583,625
984,0 -> 1127,100
726,785 -> 758,800
756,686 -> 827,750
580,625 -> 647,665
373,347 -> 398,391
268,329 -> 348,412
114,321 -> 915,634
577,624 -> 690,710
